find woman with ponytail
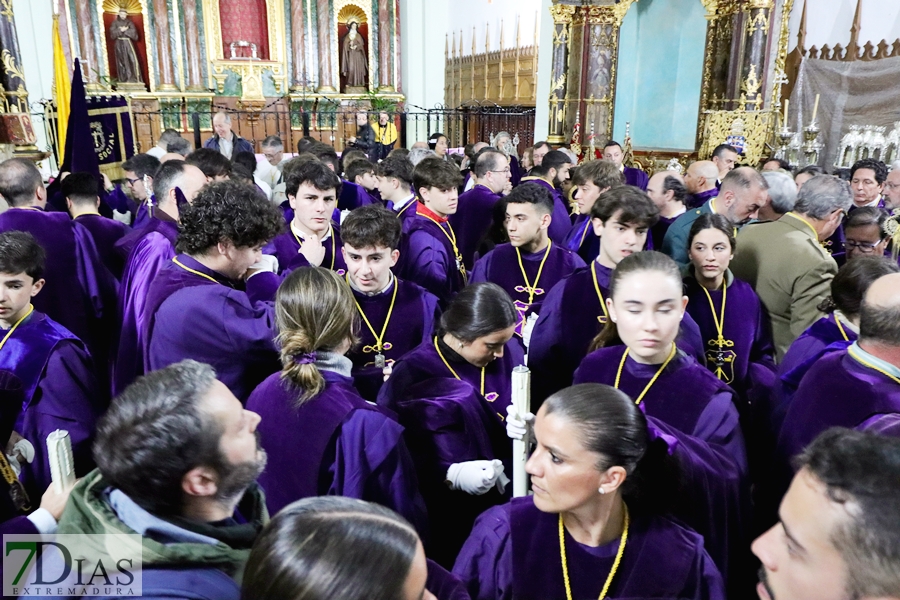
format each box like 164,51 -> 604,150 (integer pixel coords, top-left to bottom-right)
572,251 -> 751,596
246,267 -> 427,536
453,383 -> 726,600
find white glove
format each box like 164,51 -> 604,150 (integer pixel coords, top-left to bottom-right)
505,404 -> 535,441
5,455 -> 20,478
112,209 -> 132,225
339,209 -> 352,224
12,438 -> 34,464
248,254 -> 279,274
522,313 -> 539,350
446,459 -> 507,495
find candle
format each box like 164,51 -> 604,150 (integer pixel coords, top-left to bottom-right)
784,99 -> 789,125
811,94 -> 820,123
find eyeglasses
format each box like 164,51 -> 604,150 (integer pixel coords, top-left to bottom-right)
125,177 -> 142,186
845,240 -> 882,253
488,168 -> 511,174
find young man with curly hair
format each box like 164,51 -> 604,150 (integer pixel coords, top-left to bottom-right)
143,180 -> 285,402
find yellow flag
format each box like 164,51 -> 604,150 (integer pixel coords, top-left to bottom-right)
52,14 -> 71,156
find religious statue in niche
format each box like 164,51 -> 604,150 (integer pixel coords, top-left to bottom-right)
341,17 -> 368,92
109,9 -> 143,83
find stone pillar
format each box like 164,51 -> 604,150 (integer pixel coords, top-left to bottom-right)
290,0 -> 309,91
73,0 -> 101,90
152,0 -> 177,90
377,0 -> 393,91
0,0 -> 28,112
316,0 -> 336,92
546,4 -> 575,144
182,0 -> 205,90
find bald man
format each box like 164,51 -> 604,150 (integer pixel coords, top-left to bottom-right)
203,111 -> 253,159
774,272 -> 900,505
159,152 -> 185,163
683,160 -> 720,209
662,166 -> 768,267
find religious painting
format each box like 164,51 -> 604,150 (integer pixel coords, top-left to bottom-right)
337,5 -> 369,93
219,0 -> 270,60
101,0 -> 150,91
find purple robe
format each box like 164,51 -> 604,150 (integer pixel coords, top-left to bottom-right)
401,209 -> 467,307
428,559 -> 472,600
650,214 -> 680,251
528,262 -> 706,403
339,179 -> 379,211
112,214 -> 180,395
377,337 -> 524,566
623,166 -> 649,191
518,179 -> 571,245
450,185 -> 502,271
683,271 -> 776,401
348,278 -> 440,401
247,369 -> 428,536
263,223 -> 347,276
573,349 -> 750,592
74,214 -> 128,279
0,311 -> 101,497
0,209 -> 117,381
508,156 -> 523,188
562,215 -> 600,263
688,187 -> 718,210
144,254 -> 280,402
777,349 -> 900,480
453,497 -> 725,600
469,243 -> 585,345
392,195 -> 419,229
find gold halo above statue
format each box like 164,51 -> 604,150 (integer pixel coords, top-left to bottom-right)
337,4 -> 367,26
102,0 -> 143,14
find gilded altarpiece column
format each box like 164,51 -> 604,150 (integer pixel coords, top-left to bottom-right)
737,0 -> 774,110
0,1 -> 28,112
557,1 -> 633,151
546,4 -> 575,144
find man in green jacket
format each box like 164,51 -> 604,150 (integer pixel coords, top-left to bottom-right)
58,360 -> 268,598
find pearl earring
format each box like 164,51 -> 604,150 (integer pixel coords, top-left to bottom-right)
598,487 -> 605,495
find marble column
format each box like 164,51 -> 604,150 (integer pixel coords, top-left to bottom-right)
73,0 -> 100,89
316,0 -> 335,92
182,0 -> 205,90
0,0 -> 28,112
696,0 -> 741,143
546,4 -> 575,144
290,0 -> 310,91
377,0 -> 393,91
152,0 -> 176,90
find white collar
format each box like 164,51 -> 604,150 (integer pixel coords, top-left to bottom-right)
393,194 -> 416,212
349,272 -> 395,296
291,220 -> 332,241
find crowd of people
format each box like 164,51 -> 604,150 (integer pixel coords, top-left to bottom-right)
0,114 -> 898,600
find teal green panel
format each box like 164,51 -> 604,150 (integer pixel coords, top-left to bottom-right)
613,0 -> 706,150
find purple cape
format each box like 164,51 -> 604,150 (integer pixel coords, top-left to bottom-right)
263,222 -> 347,276
0,311 -> 101,497
453,497 -> 725,600
683,272 -> 776,400
338,179 -> 379,211
450,185 -> 502,271
113,215 -> 179,395
528,263 -> 706,403
347,278 -> 440,401
689,187 -> 718,210
377,338 -> 524,566
562,215 -> 600,263
650,214 -> 680,251
469,242 -> 585,343
144,254 -> 280,402
623,166 -> 649,191
778,350 -> 900,478
74,214 -> 129,279
400,211 -> 467,306
518,179 -> 572,245
247,369 -> 428,537
0,209 -> 117,369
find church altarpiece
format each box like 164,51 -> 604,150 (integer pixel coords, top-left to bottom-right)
44,0 -> 403,158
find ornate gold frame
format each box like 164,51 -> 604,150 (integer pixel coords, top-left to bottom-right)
200,0 -> 287,96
